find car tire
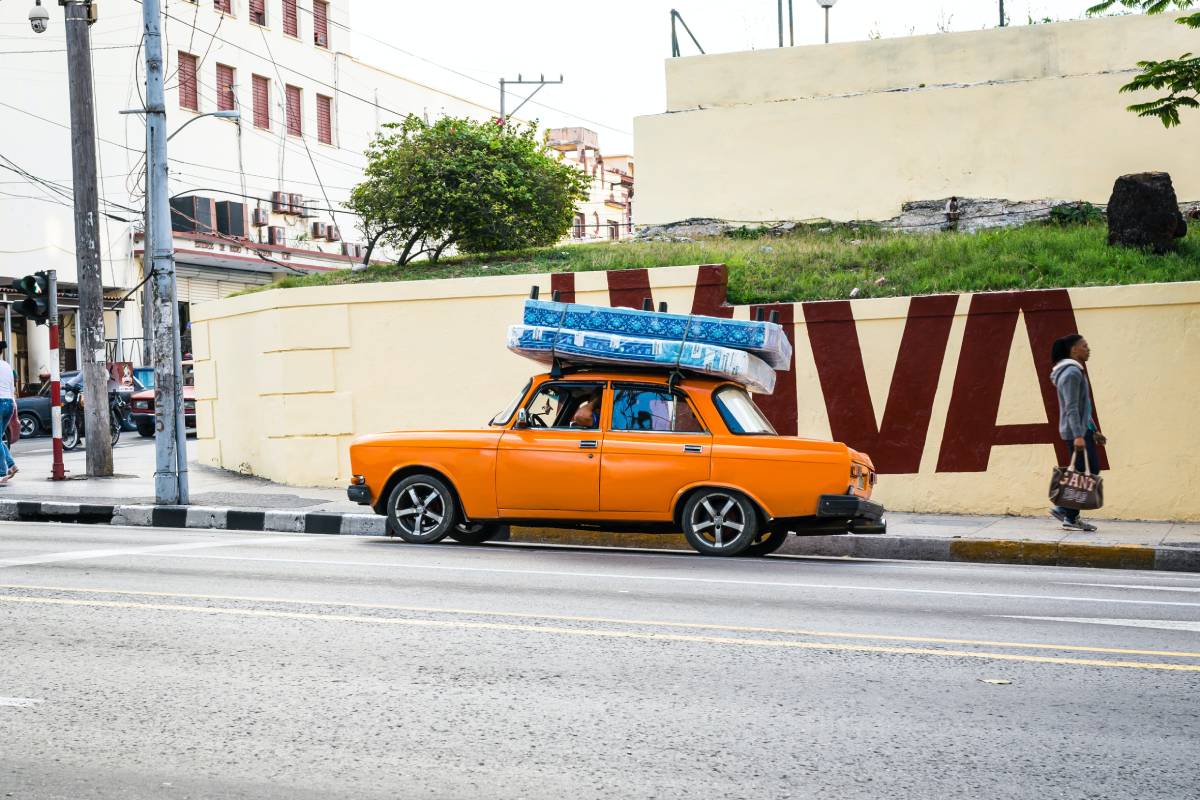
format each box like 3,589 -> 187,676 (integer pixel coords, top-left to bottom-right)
742,526 -> 789,557
18,412 -> 40,438
681,489 -> 758,556
446,522 -> 508,545
136,421 -> 155,438
386,474 -> 456,544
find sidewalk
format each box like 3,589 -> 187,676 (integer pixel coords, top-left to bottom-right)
2,436 -> 1198,571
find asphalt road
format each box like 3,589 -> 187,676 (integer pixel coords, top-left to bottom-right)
1,523 -> 1198,800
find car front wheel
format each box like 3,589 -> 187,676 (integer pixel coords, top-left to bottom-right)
386,475 -> 456,544
18,412 -> 40,438
681,489 -> 758,556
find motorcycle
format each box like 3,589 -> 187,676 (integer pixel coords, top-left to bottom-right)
61,386 -> 125,451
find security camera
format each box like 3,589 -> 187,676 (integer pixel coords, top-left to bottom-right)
29,2 -> 49,35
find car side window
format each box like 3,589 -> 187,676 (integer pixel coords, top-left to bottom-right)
524,383 -> 604,430
611,387 -> 704,433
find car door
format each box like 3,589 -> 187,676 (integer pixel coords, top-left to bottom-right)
600,384 -> 711,515
496,381 -> 605,514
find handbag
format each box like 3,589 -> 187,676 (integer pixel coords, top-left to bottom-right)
1049,449 -> 1103,510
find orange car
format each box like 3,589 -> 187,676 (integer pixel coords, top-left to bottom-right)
347,368 -> 883,557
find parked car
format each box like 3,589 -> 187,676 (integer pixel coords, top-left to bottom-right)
16,371 -> 143,438
129,363 -> 196,437
347,368 -> 883,557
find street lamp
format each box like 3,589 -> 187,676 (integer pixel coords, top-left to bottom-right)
816,0 -> 838,44
167,109 -> 241,141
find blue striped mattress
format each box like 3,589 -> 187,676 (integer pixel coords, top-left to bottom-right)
523,300 -> 793,369
506,325 -> 777,395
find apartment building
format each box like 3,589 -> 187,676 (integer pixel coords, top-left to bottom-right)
546,127 -> 634,242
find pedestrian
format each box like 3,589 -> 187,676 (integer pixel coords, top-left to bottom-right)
1048,334 -> 1106,531
0,341 -> 17,485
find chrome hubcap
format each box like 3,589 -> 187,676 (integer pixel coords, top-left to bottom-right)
689,493 -> 745,549
393,483 -> 446,537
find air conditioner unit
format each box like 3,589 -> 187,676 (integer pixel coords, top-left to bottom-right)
325,225 -> 340,242
252,207 -> 269,227
215,201 -> 248,238
268,226 -> 286,246
311,222 -> 327,239
169,195 -> 216,234
271,191 -> 289,213
288,193 -> 304,214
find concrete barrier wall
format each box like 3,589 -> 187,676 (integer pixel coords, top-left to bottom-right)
633,12 -> 1200,225
192,268 -> 1200,521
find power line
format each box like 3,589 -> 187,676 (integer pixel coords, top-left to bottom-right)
0,45 -> 139,54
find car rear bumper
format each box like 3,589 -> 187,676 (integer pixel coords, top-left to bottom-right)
815,493 -> 886,534
130,411 -> 197,429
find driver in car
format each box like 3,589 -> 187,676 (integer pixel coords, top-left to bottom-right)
569,389 -> 602,429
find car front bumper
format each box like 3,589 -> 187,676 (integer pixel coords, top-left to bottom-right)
347,484 -> 372,505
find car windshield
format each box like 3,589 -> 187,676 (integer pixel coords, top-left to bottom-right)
713,385 -> 777,435
490,380 -> 531,426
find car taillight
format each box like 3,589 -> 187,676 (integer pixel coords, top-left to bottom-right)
133,401 -> 150,410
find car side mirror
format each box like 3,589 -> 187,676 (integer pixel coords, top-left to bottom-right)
515,409 -> 529,429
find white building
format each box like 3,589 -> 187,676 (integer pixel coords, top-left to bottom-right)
546,127 -> 634,242
0,0 -> 500,384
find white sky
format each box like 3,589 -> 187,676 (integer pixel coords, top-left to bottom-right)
350,1 -> 1130,154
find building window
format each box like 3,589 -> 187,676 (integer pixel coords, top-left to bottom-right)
573,213 -> 585,239
285,84 -> 302,137
249,0 -> 266,26
313,1 -> 330,48
316,94 -> 333,145
283,0 -> 298,37
214,0 -> 232,14
216,63 -> 236,112
608,221 -> 620,240
252,74 -> 270,129
178,52 -> 198,111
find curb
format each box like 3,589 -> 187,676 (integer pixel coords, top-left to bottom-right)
2,500 -> 1197,573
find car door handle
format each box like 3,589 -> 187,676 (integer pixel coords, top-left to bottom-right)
579,440 -> 599,449
683,444 -> 704,454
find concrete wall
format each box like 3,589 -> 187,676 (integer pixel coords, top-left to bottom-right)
633,12 -> 1200,226
194,267 -> 1200,522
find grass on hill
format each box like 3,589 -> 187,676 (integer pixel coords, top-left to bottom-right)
249,220 -> 1200,305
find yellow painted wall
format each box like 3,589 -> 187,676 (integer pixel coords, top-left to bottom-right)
634,13 -> 1200,225
193,270 -> 1200,521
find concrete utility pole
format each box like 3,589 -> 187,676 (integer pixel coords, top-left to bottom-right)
142,0 -> 189,504
63,0 -> 113,476
1000,1 -> 1007,27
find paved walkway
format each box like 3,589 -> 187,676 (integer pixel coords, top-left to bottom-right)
3,434 -> 1198,552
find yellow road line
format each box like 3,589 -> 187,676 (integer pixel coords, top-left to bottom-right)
2,594 -> 1199,673
1,583 -> 1198,660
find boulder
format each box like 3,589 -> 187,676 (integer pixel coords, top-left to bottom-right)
1106,172 -> 1187,254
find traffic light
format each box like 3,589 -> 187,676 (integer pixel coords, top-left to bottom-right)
12,272 -> 50,325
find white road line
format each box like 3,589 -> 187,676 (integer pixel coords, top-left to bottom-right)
0,697 -> 43,707
1063,583 -> 1200,593
0,536 -> 303,569
136,552 -> 1200,608
1002,616 -> 1200,633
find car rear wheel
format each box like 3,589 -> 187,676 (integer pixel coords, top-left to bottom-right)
681,489 -> 758,556
136,421 -> 155,438
742,526 -> 789,557
18,412 -> 40,438
386,475 -> 456,544
446,522 -> 508,545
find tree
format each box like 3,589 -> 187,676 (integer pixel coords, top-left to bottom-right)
1087,1 -> 1200,127
348,116 -> 589,266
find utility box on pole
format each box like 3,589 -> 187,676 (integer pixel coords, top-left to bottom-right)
63,0 -> 113,476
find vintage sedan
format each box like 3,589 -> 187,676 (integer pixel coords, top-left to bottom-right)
348,368 -> 883,557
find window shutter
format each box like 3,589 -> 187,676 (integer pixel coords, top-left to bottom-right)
179,53 -> 198,111
313,1 -> 329,47
216,64 -> 235,112
252,75 -> 270,129
316,95 -> 332,145
214,0 -> 232,14
249,0 -> 266,25
283,0 -> 298,37
286,85 -> 302,136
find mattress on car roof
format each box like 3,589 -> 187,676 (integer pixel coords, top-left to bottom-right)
505,324 -> 777,395
522,299 -> 793,369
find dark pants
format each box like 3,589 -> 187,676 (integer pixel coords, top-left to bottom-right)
1054,429 -> 1100,523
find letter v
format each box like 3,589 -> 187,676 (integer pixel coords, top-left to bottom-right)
803,295 -> 958,474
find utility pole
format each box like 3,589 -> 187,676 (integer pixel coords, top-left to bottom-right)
63,0 -> 113,477
499,74 -> 563,125
142,0 -> 189,505
999,1 -> 1007,27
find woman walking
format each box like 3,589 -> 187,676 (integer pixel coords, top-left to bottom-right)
0,341 -> 17,485
1049,334 -> 1106,531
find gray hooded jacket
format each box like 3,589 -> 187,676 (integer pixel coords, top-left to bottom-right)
1050,359 -> 1093,440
